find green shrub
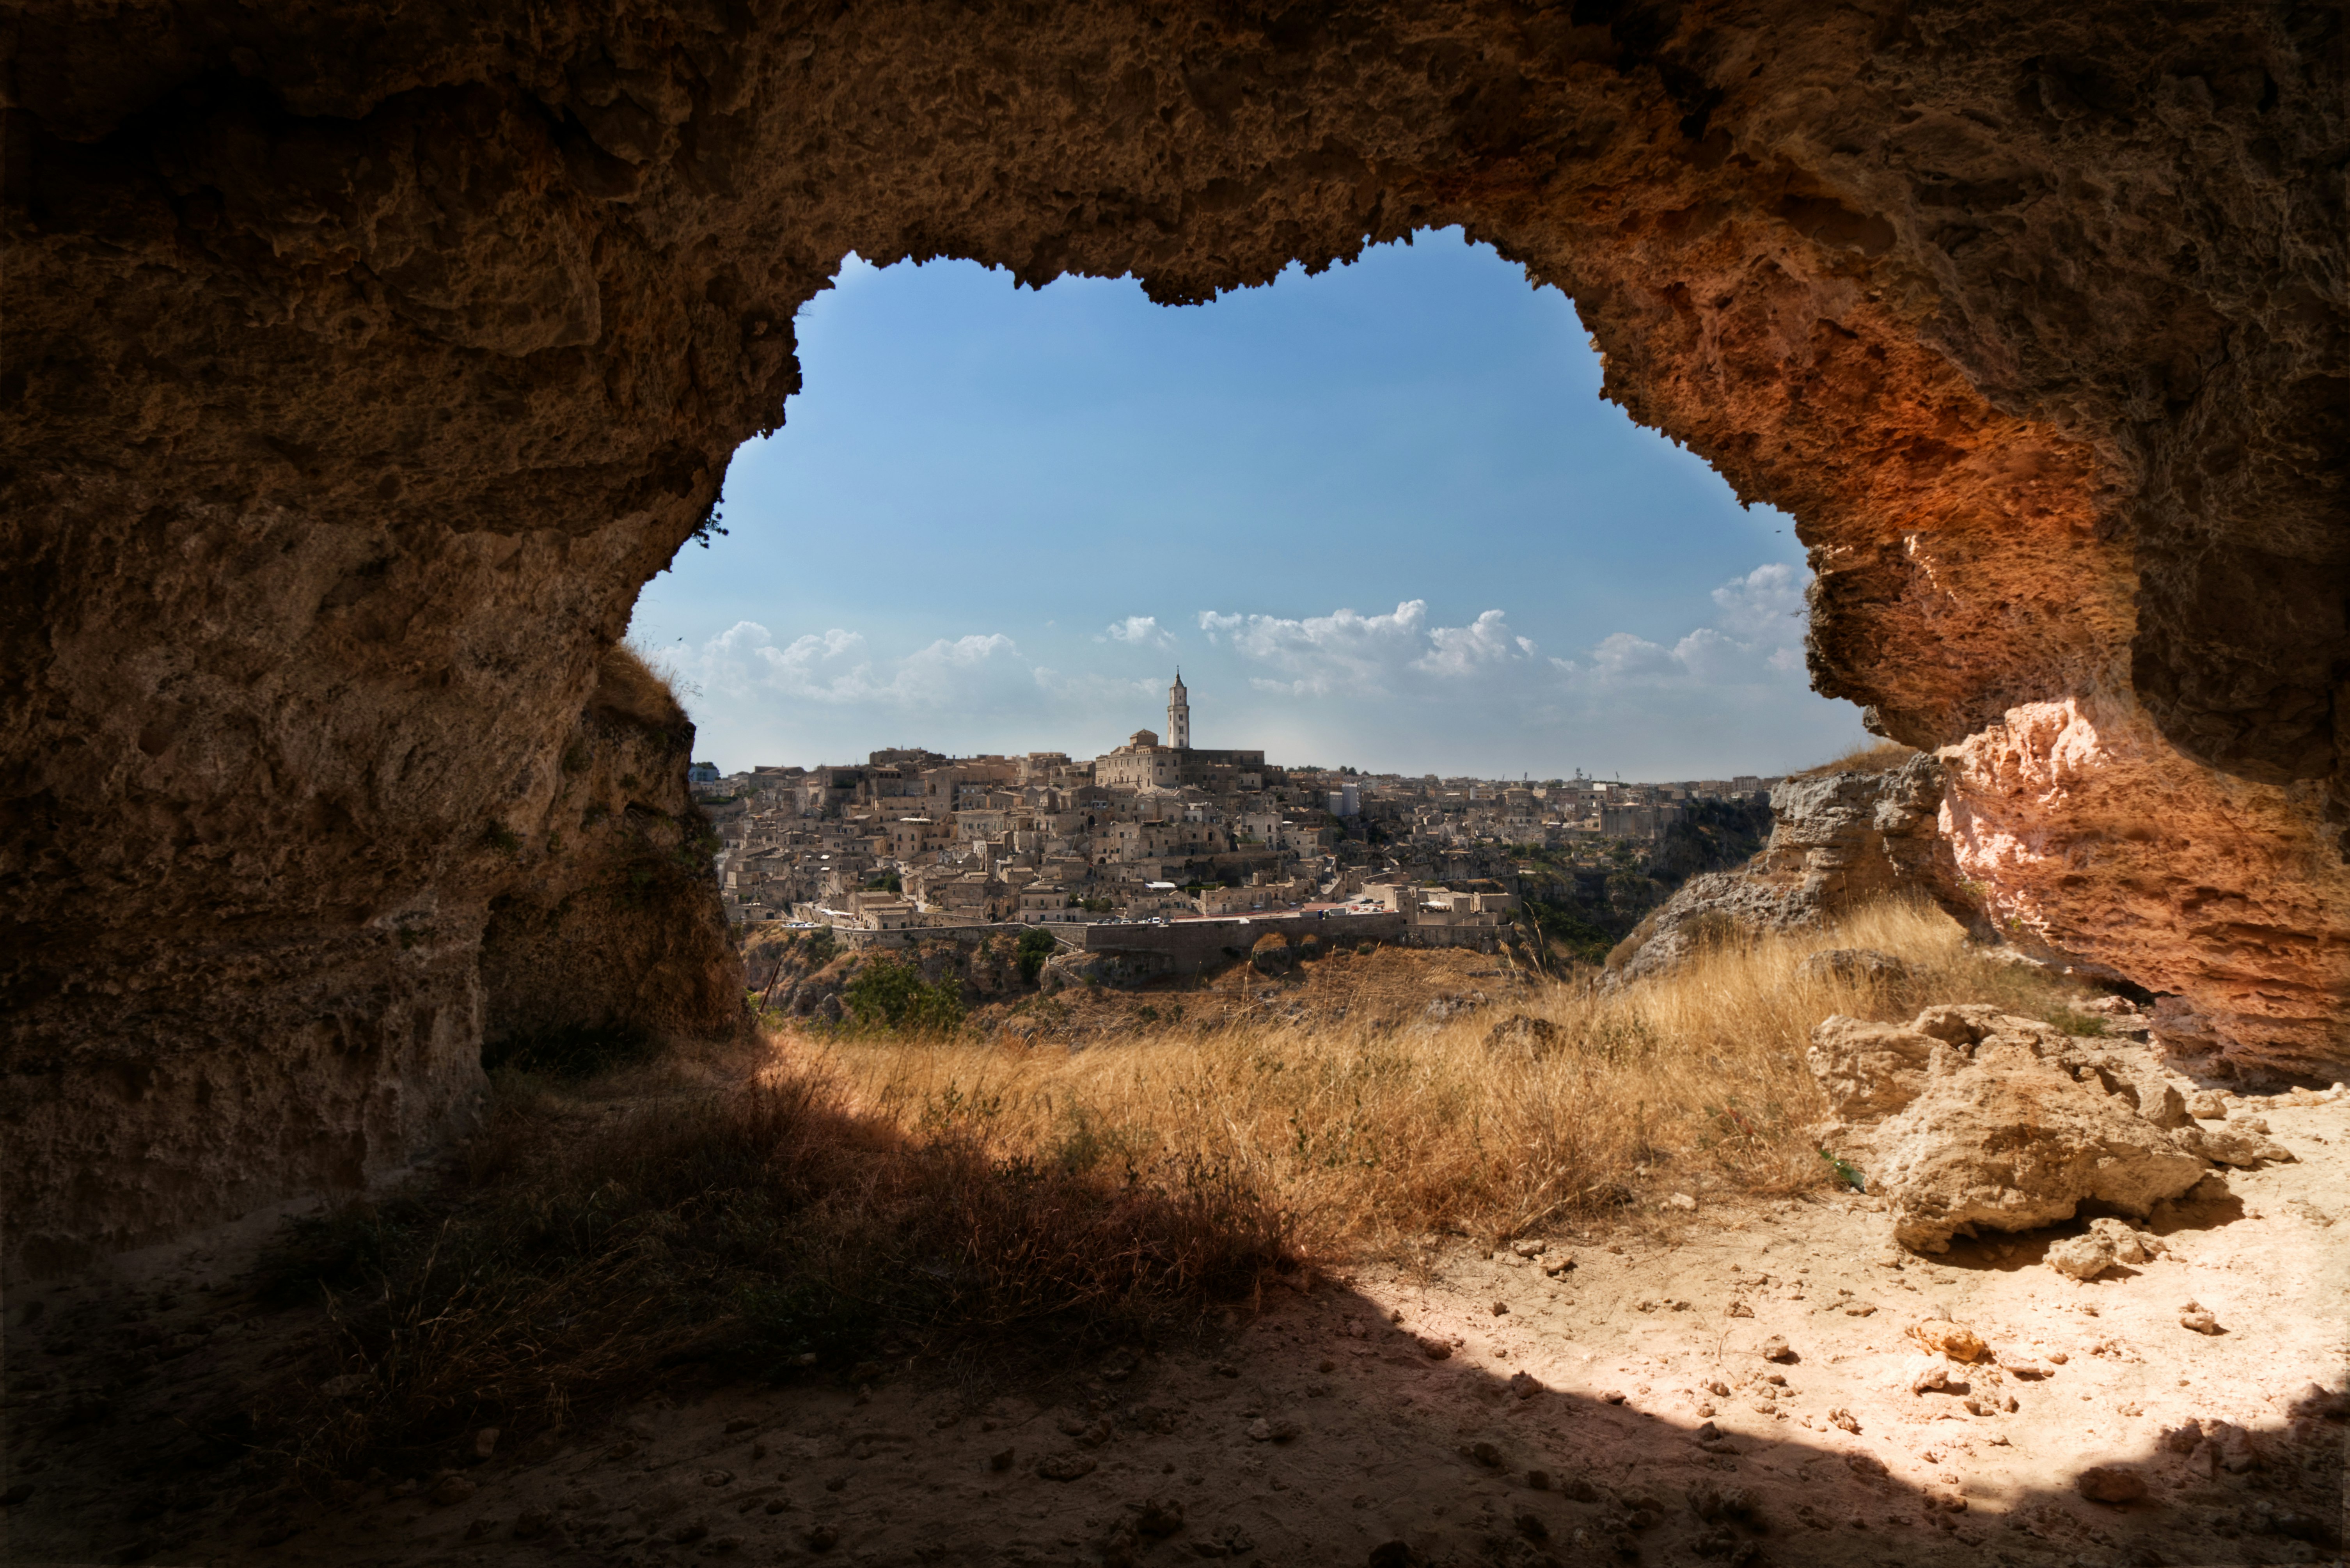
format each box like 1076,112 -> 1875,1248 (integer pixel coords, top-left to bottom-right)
1015,928 -> 1057,984
842,959 -> 966,1034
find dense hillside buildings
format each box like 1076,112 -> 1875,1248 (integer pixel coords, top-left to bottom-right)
696,675 -> 1779,931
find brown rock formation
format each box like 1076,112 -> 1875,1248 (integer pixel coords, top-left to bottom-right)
1944,695 -> 2350,1073
7,0 -> 2344,1268
1606,754 -> 1977,983
477,647 -> 744,1063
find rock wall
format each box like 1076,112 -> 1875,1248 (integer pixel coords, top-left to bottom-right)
0,644 -> 742,1276
7,0 -> 2345,1267
1943,695 -> 2350,1073
1607,755 -> 1978,984
476,647 -> 745,1060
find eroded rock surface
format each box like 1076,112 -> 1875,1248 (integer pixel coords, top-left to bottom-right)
1609,756 -> 1976,983
1813,1005 -> 2210,1254
8,0 -> 2347,1266
1,648 -> 741,1275
476,649 -> 744,1061
1943,695 -> 2350,1073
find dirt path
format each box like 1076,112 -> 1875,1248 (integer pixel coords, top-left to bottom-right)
7,1093 -> 2345,1568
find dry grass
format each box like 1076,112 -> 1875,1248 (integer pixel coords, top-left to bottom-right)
1793,738 -> 1920,776
259,898 -> 2096,1478
258,1055 -> 1287,1478
592,640 -> 690,729
806,898 -> 2088,1260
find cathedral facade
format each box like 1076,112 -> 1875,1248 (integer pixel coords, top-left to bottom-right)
1092,674 -> 1264,791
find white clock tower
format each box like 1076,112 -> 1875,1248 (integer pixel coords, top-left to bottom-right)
1166,670 -> 1190,750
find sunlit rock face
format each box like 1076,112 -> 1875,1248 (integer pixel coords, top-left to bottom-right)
5,0 -> 2342,1270
1944,697 -> 2350,1072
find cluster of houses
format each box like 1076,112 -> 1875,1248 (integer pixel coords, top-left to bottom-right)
696,674 -> 1777,937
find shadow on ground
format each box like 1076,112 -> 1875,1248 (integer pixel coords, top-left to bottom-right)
7,1219 -> 2344,1567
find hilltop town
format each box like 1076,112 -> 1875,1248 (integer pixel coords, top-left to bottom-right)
694,674 -> 1778,958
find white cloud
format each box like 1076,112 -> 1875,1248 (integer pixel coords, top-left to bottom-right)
1197,600 -> 1535,697
687,621 -> 1024,710
1549,563 -> 1810,689
1098,615 -> 1176,648
1414,609 -> 1540,678
1034,667 -> 1165,703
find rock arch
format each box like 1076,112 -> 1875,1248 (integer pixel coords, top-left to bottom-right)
5,0 -> 2344,1271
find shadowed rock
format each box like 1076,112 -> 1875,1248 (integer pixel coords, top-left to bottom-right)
1608,756 -> 1977,985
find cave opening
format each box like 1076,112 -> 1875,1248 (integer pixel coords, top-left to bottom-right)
5,2 -> 2343,1285
632,229 -> 1870,779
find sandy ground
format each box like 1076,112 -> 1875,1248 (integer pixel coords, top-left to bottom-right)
6,1082 -> 2344,1568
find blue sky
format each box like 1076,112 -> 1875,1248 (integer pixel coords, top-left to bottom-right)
630,229 -> 1871,779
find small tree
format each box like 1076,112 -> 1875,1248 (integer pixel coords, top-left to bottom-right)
1015,928 -> 1058,985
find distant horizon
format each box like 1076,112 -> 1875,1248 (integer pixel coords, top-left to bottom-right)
632,229 -> 1873,778
680,688 -> 1808,789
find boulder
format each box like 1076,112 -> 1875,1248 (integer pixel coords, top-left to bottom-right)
2174,1123 -> 2297,1168
1809,1006 -> 2208,1254
2075,1465 -> 2148,1504
2046,1232 -> 2117,1281
1807,1017 -> 1938,1121
1905,1319 -> 1989,1362
1039,949 -> 1172,991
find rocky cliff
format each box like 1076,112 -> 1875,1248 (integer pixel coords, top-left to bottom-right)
1607,755 -> 1979,984
7,0 -> 2344,1269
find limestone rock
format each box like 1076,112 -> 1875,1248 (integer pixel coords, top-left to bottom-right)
2074,1466 -> 2148,1505
2075,1217 -> 2167,1266
1807,1017 -> 1938,1121
1608,757 -> 1981,984
1942,699 -> 2350,1074
1484,1015 -> 1562,1060
1905,1358 -> 1957,1394
1799,948 -> 1915,988
2175,1124 -> 2297,1169
2045,1232 -> 2118,1282
1812,1007 -> 2208,1253
1905,1320 -> 1989,1362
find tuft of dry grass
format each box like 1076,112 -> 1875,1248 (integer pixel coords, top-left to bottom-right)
1793,738 -> 1920,777
592,641 -> 690,729
260,898 -> 2095,1478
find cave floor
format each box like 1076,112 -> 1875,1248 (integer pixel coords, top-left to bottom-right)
6,1096 -> 2345,1568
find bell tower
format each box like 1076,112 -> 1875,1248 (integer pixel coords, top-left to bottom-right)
1166,669 -> 1190,750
